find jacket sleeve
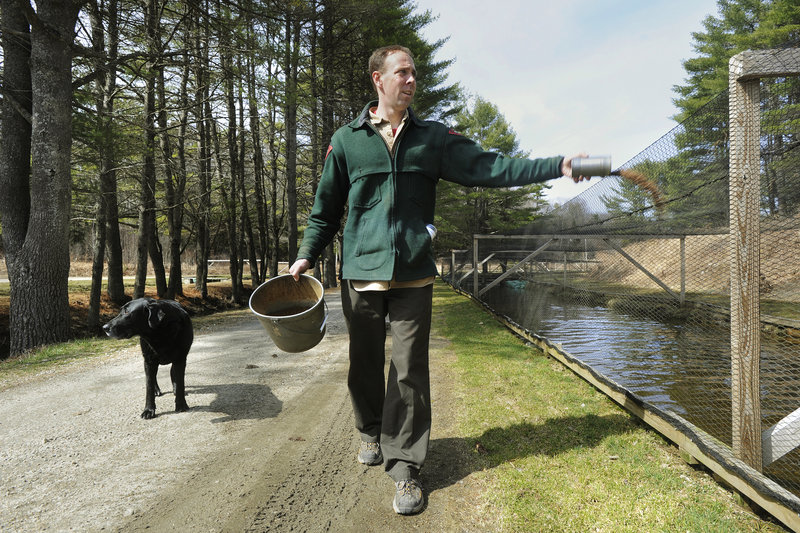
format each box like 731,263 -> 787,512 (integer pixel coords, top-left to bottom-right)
296,139 -> 348,266
439,126 -> 564,187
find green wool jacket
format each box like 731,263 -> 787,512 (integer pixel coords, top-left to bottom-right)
297,102 -> 564,282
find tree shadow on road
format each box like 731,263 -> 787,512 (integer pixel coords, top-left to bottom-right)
186,383 -> 283,423
422,413 -> 632,493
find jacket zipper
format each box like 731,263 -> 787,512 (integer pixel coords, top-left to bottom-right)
367,120 -> 409,276
366,117 -> 411,281
390,124 -> 410,273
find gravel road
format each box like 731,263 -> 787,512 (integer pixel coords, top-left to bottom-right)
0,289 -> 487,532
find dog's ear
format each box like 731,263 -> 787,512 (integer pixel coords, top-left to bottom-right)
146,301 -> 166,329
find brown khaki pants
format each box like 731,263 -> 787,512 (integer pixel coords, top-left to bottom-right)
341,280 -> 433,482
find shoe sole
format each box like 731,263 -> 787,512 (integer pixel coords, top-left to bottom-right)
393,497 -> 424,515
357,454 -> 383,466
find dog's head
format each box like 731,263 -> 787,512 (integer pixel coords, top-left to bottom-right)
103,298 -> 167,339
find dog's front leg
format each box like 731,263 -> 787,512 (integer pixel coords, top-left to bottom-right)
142,359 -> 159,419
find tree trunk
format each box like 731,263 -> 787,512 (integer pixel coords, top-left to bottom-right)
308,9 -> 324,284
87,1 -> 107,332
170,54 -> 190,298
149,229 -> 168,296
135,0 -> 167,299
103,165 -> 126,305
236,63 -> 259,288
88,204 -> 107,333
321,1 -> 338,288
264,49 -> 281,278
0,0 -> 32,358
267,93 -> 282,278
193,2 -> 210,298
134,0 -> 156,299
220,21 -> 242,303
97,0 -> 126,306
0,0 -> 79,356
245,33 -> 269,283
284,13 -> 301,264
158,45 -> 188,299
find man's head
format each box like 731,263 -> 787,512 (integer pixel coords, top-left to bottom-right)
369,45 -> 416,111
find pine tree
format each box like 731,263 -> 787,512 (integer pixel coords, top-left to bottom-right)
435,95 -> 548,251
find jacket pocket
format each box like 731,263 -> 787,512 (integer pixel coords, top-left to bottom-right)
349,172 -> 384,209
348,203 -> 390,272
397,219 -> 434,272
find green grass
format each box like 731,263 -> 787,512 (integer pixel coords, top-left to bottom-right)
430,281 -> 783,532
0,335 -> 138,389
0,305 -> 241,390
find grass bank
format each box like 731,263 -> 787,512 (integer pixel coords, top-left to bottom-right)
430,281 -> 782,532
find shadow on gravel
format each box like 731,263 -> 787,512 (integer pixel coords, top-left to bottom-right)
422,413 -> 630,493
186,383 -> 283,423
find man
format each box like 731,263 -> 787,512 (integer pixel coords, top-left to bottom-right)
289,44 -> 590,515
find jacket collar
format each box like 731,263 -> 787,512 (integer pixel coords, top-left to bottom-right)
350,101 -> 428,129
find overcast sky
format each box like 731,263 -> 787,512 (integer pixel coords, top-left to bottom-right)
411,0 -> 721,203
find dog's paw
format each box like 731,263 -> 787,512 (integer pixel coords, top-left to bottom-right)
154,386 -> 163,397
175,401 -> 189,413
140,408 -> 157,419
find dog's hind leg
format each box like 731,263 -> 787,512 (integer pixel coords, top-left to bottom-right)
171,362 -> 189,413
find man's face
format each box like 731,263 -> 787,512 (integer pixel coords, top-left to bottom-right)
374,51 -> 416,110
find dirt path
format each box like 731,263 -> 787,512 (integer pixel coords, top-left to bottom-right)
0,289 -> 488,532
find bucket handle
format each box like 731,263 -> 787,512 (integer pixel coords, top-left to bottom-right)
319,299 -> 329,333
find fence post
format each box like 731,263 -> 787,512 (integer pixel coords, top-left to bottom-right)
473,235 -> 479,295
728,51 -> 763,471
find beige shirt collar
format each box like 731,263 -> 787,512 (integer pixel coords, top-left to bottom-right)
369,108 -> 409,152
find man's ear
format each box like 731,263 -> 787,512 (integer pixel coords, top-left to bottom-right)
371,70 -> 382,91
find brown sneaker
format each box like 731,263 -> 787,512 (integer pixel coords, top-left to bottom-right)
357,441 -> 383,465
393,478 -> 424,515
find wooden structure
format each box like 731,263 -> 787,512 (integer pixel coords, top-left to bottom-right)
729,48 -> 800,471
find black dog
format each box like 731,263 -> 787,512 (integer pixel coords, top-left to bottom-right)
103,297 -> 193,419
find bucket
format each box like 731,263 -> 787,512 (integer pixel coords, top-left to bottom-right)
249,274 -> 328,352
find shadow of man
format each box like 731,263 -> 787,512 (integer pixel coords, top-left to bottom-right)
422,413 -> 632,493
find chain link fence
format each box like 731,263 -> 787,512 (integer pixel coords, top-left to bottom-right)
442,46 -> 800,529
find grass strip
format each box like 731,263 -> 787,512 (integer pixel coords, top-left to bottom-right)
0,310 -> 240,389
430,281 -> 782,532
0,336 -> 139,389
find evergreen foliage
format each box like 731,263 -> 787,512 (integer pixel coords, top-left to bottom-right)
435,95 -> 549,251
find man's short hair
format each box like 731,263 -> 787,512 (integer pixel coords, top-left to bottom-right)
369,45 -> 414,79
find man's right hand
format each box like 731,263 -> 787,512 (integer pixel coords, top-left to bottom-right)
563,152 -> 589,182
289,259 -> 311,281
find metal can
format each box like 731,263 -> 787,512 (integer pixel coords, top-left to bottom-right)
571,156 -> 612,177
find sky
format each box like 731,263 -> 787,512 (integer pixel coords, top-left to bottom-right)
411,0 -> 721,204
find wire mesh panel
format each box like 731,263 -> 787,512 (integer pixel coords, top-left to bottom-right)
447,46 -> 800,522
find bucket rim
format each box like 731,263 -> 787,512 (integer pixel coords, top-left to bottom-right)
248,273 -> 325,319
